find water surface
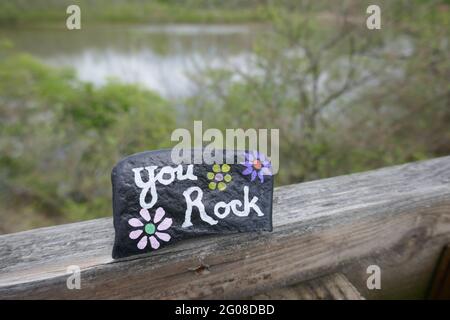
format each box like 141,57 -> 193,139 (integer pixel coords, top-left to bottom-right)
2,24 -> 260,98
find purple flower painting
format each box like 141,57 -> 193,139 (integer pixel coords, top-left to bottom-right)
241,151 -> 272,183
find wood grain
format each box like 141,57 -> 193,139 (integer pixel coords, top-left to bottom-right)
251,273 -> 365,300
1,156 -> 450,299
427,244 -> 450,299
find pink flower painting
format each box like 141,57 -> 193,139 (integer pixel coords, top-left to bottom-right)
128,207 -> 172,250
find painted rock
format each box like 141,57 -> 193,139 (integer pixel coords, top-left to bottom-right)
111,149 -> 273,259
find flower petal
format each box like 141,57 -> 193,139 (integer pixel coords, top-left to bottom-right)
242,167 -> 253,175
258,170 -> 265,183
208,182 -> 217,190
157,217 -> 172,231
247,152 -> 255,161
129,229 -> 143,240
259,153 -> 266,162
137,236 -> 147,249
240,161 -> 252,168
128,218 -> 143,227
260,166 -> 272,176
153,207 -> 165,224
262,160 -> 271,168
224,174 -> 232,182
218,182 -> 227,191
140,208 -> 151,222
149,236 -> 160,249
156,232 -> 171,242
251,170 -> 257,181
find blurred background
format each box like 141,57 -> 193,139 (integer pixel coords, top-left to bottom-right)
0,0 -> 448,233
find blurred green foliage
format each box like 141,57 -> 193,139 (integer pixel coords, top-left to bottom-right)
186,1 -> 450,184
0,0 -> 273,25
0,48 -> 175,231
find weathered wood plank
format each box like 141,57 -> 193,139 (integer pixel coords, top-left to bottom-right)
251,273 -> 365,300
427,244 -> 450,299
1,156 -> 450,299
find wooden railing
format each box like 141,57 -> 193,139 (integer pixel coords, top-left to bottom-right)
1,156 -> 450,299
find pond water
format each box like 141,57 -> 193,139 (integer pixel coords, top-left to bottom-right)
2,24 -> 260,98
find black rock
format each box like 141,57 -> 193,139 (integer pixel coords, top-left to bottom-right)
111,149 -> 273,259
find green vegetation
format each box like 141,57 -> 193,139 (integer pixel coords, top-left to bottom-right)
0,46 -> 176,231
1,0 -> 449,26
187,3 -> 449,184
0,1 -> 449,233
0,0 -> 273,25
